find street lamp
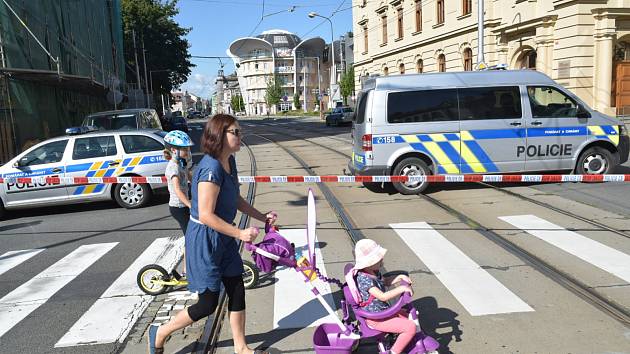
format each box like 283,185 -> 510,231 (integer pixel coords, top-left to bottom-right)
308,12 -> 336,86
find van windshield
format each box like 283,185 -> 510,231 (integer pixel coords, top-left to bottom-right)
84,114 -> 137,130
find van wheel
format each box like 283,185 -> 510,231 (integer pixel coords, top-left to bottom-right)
114,182 -> 152,208
392,157 -> 431,195
575,147 -> 614,175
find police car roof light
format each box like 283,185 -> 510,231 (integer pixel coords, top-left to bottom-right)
65,126 -> 99,135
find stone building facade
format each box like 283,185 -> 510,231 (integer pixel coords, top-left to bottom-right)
352,0 -> 630,116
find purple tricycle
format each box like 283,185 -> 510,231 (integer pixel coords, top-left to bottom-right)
244,189 -> 439,354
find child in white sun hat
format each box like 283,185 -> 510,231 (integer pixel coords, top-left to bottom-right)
352,238 -> 415,354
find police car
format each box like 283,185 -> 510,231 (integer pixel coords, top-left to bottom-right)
0,128 -> 168,218
350,70 -> 629,194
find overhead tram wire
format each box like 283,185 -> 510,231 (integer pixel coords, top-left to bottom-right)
300,0 -> 347,39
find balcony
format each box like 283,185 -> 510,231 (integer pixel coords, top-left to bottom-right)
275,66 -> 294,73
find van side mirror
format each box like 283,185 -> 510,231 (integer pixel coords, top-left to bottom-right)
577,105 -> 590,119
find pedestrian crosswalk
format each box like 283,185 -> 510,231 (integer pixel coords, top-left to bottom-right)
0,215 -> 628,350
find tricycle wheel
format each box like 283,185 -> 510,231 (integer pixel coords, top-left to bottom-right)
137,264 -> 171,295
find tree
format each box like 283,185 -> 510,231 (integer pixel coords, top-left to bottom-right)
293,93 -> 302,110
121,0 -> 194,100
264,74 -> 282,115
231,94 -> 244,112
340,65 -> 355,105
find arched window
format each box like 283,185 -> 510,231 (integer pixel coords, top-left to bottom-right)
438,54 -> 446,72
383,66 -> 389,76
399,63 -> 405,74
463,48 -> 473,71
416,59 -> 423,73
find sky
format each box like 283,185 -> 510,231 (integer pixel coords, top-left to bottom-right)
174,0 -> 353,98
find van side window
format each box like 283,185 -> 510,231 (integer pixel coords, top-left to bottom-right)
527,86 -> 579,118
356,92 -> 368,124
458,87 -> 522,120
387,89 -> 458,123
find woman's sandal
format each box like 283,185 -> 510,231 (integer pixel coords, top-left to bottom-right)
147,324 -> 164,354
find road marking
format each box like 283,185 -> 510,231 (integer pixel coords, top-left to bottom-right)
391,222 -> 534,316
272,229 -> 338,329
55,236 -> 184,347
499,215 -> 630,283
0,243 -> 117,338
0,249 -> 45,276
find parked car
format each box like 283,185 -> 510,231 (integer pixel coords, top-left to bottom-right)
0,129 -> 169,219
187,111 -> 204,119
325,106 -> 354,126
168,116 -> 189,133
82,109 -> 163,131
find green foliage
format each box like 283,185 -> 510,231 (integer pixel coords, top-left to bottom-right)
340,65 -> 355,105
293,93 -> 301,110
264,74 -> 282,111
231,94 -> 244,112
121,0 -> 193,96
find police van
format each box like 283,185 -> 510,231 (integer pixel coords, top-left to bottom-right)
0,129 -> 168,219
349,70 -> 629,194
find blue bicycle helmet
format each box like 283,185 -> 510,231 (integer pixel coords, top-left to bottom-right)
164,130 -> 194,147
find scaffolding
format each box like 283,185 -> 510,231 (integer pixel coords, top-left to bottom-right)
0,0 -> 125,163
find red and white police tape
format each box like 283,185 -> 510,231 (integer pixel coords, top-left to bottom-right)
1,174 -> 630,185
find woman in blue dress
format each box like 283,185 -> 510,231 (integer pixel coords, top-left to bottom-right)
149,114 -> 274,354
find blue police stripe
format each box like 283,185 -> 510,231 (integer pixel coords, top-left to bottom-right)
103,169 -> 115,177
122,158 -> 131,167
527,126 -> 586,138
65,163 -> 92,173
437,142 -> 461,167
418,135 -> 433,142
74,186 -> 86,195
470,129 -> 525,140
437,166 -> 447,174
463,140 -> 499,172
93,184 -> 105,193
86,170 -> 96,177
444,133 -> 459,141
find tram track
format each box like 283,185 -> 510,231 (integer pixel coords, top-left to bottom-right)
250,123 -> 630,327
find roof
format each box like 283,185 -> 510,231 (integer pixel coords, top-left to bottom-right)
86,109 -> 156,117
363,70 -> 556,91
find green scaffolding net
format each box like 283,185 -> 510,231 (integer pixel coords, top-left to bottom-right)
0,0 -> 125,163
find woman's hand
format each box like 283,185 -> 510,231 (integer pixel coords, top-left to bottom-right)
265,211 -> 278,225
239,227 -> 259,242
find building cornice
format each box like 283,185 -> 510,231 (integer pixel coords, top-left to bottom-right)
591,7 -> 630,18
554,0 -> 607,9
389,0 -> 403,8
491,15 -> 558,35
375,3 -> 388,14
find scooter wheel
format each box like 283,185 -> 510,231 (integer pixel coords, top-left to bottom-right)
242,260 -> 259,290
351,339 -> 360,352
137,264 -> 171,295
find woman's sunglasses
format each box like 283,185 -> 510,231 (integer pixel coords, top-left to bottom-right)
225,128 -> 242,137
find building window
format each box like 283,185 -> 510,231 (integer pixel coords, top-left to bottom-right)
463,48 -> 473,71
363,25 -> 368,53
382,15 -> 388,44
417,59 -> 423,73
399,63 -> 405,74
437,0 -> 445,24
415,1 -> 422,32
462,0 -> 472,16
383,67 -> 389,76
438,54 -> 446,72
397,8 -> 403,39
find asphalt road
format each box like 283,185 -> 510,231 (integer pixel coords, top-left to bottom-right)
0,117 -> 628,354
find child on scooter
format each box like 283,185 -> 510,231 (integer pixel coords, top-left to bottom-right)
353,238 -> 415,354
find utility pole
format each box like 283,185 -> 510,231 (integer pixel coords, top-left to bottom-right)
476,0 -> 486,70
141,34 -> 150,108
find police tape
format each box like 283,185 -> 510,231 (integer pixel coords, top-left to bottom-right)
1,174 -> 630,185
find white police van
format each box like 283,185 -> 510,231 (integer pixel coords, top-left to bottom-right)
0,128 -> 168,218
349,70 -> 629,194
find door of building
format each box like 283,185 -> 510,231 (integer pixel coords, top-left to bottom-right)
614,62 -> 630,116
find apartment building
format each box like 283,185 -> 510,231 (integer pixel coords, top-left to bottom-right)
352,0 -> 630,116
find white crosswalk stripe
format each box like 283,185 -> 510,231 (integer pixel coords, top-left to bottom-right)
391,222 -> 534,316
55,236 -> 184,347
272,229 -> 338,329
0,243 -> 118,338
499,215 -> 630,283
0,249 -> 45,276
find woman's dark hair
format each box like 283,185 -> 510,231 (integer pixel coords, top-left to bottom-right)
201,114 -> 237,158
